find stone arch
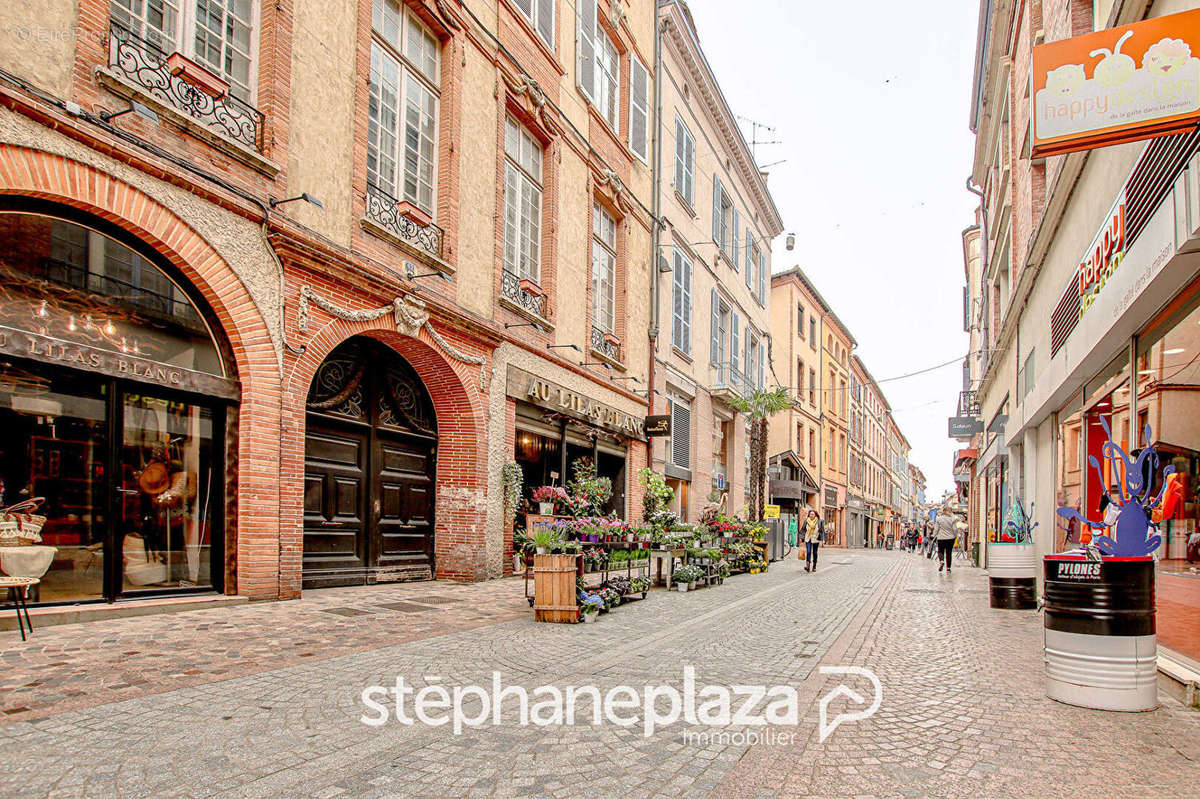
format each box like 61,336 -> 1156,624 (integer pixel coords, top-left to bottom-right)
0,144 -> 284,599
281,311 -> 490,587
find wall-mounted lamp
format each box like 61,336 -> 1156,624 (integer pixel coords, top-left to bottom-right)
506,321 -> 546,332
404,261 -> 450,282
610,375 -> 640,383
657,254 -> 673,274
580,361 -> 613,371
269,192 -> 324,210
546,343 -> 582,352
100,100 -> 159,124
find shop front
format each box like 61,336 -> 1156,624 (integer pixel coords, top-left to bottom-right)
768,451 -> 817,547
507,367 -> 644,524
0,205 -> 237,605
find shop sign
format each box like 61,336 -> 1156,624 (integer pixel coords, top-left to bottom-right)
763,504 -> 780,519
1077,193 -> 1127,318
1051,560 -> 1103,583
645,414 -> 671,437
0,325 -> 239,399
948,416 -> 984,438
507,367 -> 646,440
1032,9 -> 1200,158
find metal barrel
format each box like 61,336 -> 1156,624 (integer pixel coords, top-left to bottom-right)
1043,555 -> 1157,712
987,543 -> 1038,609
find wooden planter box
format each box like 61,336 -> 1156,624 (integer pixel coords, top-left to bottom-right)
533,553 -> 582,623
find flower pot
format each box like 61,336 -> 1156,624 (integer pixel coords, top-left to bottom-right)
677,582 -> 689,592
689,581 -> 697,590
538,502 -> 555,515
579,612 -> 592,624
536,546 -> 549,555
513,554 -> 522,573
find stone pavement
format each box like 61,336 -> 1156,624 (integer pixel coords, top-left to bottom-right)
0,551 -> 1198,798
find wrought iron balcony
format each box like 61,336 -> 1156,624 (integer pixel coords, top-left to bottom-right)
957,390 -> 981,417
590,326 -> 621,363
711,362 -> 751,405
364,187 -> 445,261
500,269 -> 547,320
106,21 -> 265,153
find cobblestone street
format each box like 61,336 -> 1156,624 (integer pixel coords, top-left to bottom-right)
2,551 -> 1199,799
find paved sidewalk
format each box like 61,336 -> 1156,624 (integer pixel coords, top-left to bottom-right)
0,578 -> 530,723
0,551 -> 1198,798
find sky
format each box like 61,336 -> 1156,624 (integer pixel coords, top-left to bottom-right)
684,0 -> 982,499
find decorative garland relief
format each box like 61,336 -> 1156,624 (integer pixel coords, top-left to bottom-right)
296,285 -> 487,390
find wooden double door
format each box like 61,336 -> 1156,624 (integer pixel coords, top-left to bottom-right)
302,339 -> 437,588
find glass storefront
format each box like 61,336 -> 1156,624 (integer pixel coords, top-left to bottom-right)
0,209 -> 234,604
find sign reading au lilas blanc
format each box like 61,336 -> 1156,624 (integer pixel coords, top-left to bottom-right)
507,366 -> 646,440
1032,9 -> 1200,157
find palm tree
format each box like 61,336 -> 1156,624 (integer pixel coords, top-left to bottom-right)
729,386 -> 793,522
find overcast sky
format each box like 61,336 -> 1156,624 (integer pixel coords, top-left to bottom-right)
685,0 -> 981,499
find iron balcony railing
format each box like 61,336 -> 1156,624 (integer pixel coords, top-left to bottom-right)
499,269 -> 547,320
107,20 -> 265,153
364,186 -> 445,261
711,362 -> 752,399
590,325 -> 621,363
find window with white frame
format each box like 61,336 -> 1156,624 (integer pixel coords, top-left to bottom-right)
513,0 -> 554,51
592,203 -> 617,333
368,0 -> 440,213
503,117 -> 543,282
629,56 -> 650,162
576,0 -> 619,130
674,116 -> 694,204
709,289 -> 730,368
111,0 -> 256,102
671,248 -> 692,354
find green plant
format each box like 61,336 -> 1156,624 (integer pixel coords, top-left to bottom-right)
728,387 -> 793,522
500,462 -> 523,530
530,527 -> 559,551
637,467 -> 675,522
569,459 -> 613,517
673,564 -> 702,583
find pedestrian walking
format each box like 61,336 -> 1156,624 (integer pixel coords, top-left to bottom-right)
802,509 -> 825,572
934,505 -> 963,573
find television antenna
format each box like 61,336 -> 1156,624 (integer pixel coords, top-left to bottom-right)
737,115 -> 782,163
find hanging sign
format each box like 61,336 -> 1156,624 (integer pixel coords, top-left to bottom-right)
1032,9 -> 1200,158
1077,192 -> 1127,318
645,414 -> 671,436
763,504 -> 781,519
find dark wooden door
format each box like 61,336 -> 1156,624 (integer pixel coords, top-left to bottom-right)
302,338 -> 437,588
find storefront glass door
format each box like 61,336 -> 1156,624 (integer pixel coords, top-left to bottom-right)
119,392 -> 218,592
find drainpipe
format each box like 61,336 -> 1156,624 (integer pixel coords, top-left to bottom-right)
648,13 -> 667,422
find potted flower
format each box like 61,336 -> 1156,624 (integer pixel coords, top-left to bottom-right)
530,527 -> 558,554
578,593 -> 603,622
673,564 -> 701,591
532,485 -> 569,516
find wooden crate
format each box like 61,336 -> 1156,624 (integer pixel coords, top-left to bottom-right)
533,553 -> 581,623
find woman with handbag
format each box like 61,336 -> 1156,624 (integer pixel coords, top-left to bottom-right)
802,509 -> 825,572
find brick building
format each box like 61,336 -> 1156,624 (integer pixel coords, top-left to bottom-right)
650,0 -> 783,521
0,0 -> 654,606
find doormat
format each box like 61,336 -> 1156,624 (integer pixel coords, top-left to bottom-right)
404,595 -> 461,604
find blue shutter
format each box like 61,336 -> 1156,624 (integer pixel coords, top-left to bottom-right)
744,232 -> 753,288
577,0 -> 596,100
731,207 -> 740,264
730,312 -> 740,376
709,287 -> 720,366
758,251 -> 767,301
711,176 -> 722,245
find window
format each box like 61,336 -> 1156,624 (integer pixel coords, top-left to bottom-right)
809,430 -> 816,465
668,393 -> 691,470
591,203 -> 617,333
671,248 -> 692,353
709,290 -> 730,367
797,304 -> 805,337
730,311 -> 741,377
503,117 -> 543,281
513,0 -> 554,51
576,0 -> 619,129
112,0 -> 256,103
629,56 -> 650,162
797,359 -> 804,396
809,316 -> 816,348
368,0 -> 440,214
758,248 -> 767,303
744,227 -> 753,289
745,334 -> 757,389
674,116 -> 694,204
797,424 -> 805,457
712,176 -> 732,257
809,368 -> 816,404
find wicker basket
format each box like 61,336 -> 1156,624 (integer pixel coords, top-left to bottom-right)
0,499 -> 47,546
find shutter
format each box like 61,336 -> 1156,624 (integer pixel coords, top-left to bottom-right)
710,287 -> 720,366
671,252 -> 683,347
758,251 -> 766,301
577,0 -> 596,100
758,342 -> 765,389
516,0 -> 533,16
537,0 -> 554,49
744,232 -> 753,288
674,121 -> 686,194
712,175 -> 722,244
730,311 -> 740,376
744,336 -> 752,386
671,399 -> 691,469
731,207 -> 740,264
629,57 -> 649,160
681,254 -> 691,352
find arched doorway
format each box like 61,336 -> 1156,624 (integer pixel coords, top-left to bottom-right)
303,337 -> 437,588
